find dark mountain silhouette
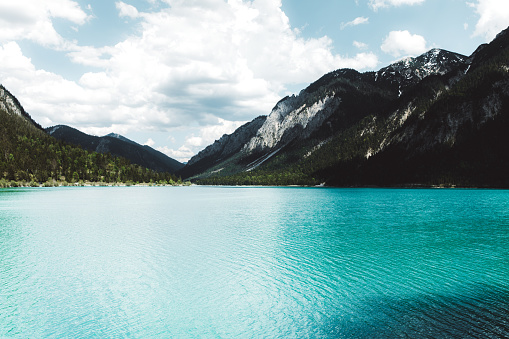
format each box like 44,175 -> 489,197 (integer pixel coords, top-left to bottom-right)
46,125 -> 184,173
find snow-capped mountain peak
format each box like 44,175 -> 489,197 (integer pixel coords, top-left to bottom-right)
375,48 -> 467,86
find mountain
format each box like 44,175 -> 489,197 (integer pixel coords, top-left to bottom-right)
46,125 -> 184,173
183,116 -> 267,177
0,85 -> 44,131
0,86 -> 181,186
180,26 -> 509,187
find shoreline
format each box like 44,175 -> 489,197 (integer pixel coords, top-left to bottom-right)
1,180 -> 507,190
0,180 -> 192,188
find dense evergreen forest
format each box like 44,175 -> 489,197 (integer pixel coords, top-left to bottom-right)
0,106 -> 184,187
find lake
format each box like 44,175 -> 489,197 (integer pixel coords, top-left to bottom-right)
0,186 -> 508,338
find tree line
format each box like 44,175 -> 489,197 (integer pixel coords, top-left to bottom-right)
0,107 -> 185,187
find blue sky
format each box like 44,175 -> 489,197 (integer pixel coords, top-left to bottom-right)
0,0 -> 508,162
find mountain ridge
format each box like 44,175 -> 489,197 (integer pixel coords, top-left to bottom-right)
0,85 -> 44,130
0,88 -> 182,186
46,125 -> 184,173
179,25 -> 509,187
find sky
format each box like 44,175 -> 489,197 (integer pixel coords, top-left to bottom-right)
0,0 -> 508,162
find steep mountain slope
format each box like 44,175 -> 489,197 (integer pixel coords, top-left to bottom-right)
182,116 -> 267,178
47,125 -> 184,173
0,86 -> 180,185
0,85 -> 43,130
181,26 -> 509,187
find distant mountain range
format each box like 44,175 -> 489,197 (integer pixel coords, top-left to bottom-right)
2,26 -> 509,187
0,86 -> 181,185
0,81 -> 184,176
46,125 -> 184,173
178,26 -> 509,187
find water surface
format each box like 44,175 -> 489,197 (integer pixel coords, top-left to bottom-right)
0,187 -> 508,338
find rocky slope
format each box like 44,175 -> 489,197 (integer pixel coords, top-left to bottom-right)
0,85 -> 43,130
180,26 -> 509,187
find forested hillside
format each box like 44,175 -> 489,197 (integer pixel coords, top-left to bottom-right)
47,125 -> 184,173
0,86 -> 183,187
182,26 -> 509,188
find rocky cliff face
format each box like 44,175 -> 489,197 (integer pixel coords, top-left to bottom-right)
0,85 -> 42,129
244,92 -> 340,154
0,86 -> 23,117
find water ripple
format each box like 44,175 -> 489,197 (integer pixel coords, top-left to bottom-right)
0,187 -> 508,337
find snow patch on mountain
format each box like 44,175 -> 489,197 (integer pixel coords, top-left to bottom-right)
376,49 -> 467,90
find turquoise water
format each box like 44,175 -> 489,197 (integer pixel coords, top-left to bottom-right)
0,187 -> 508,338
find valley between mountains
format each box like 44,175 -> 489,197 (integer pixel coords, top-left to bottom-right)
2,26 -> 509,187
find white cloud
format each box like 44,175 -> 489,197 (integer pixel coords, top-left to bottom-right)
353,41 -> 368,49
338,52 -> 379,70
144,138 -> 155,147
156,118 -> 246,162
0,41 -> 135,128
0,0 -> 90,49
65,1 -> 379,125
470,0 -> 509,41
79,72 -> 115,89
369,0 -> 425,11
116,2 -> 140,19
381,30 -> 428,57
0,41 -> 34,73
340,16 -> 369,29
157,145 -> 195,163
185,118 -> 247,150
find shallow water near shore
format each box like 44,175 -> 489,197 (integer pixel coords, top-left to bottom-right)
0,186 -> 508,338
